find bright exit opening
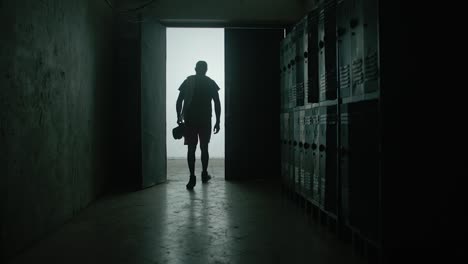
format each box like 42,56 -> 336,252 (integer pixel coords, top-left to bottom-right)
166,28 -> 225,179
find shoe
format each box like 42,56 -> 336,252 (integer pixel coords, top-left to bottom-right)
186,176 -> 196,190
201,171 -> 212,183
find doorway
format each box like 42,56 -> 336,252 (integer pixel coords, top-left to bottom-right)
166,28 -> 225,181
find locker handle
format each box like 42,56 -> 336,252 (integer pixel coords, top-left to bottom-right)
304,143 -> 310,149
293,141 -> 298,146
288,64 -> 291,69
319,145 -> 325,152
304,51 -> 308,58
288,140 -> 292,145
319,40 -> 324,49
311,143 -> 317,150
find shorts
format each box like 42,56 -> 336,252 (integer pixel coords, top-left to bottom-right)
184,121 -> 212,146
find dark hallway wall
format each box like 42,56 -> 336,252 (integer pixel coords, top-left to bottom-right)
0,0 -> 114,259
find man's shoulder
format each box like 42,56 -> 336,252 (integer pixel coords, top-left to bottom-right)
203,76 -> 219,90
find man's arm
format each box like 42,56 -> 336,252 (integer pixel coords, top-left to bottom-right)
213,92 -> 221,134
176,92 -> 184,124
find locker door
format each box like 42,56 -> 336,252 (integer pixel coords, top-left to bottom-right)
311,108 -> 321,202
298,109 -> 306,192
286,35 -> 294,109
324,0 -> 338,101
319,106 -> 338,212
280,41 -> 285,110
304,110 -> 312,197
318,0 -> 338,102
295,20 -> 306,107
350,0 -> 365,96
225,28 -> 284,180
290,31 -> 298,107
303,17 -> 310,104
307,10 -> 320,104
340,104 -> 351,223
288,111 -> 294,186
318,8 -> 327,102
362,0 -> 379,94
294,110 -> 301,189
284,113 -> 290,184
337,0 -> 353,99
325,106 -> 338,214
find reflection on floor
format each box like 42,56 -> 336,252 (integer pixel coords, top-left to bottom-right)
9,159 -> 364,264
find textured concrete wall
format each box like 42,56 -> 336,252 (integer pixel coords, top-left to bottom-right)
141,17 -> 167,187
0,0 -> 114,259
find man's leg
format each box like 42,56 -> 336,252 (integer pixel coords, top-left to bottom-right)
187,144 -> 197,176
200,143 -> 212,183
200,143 -> 209,174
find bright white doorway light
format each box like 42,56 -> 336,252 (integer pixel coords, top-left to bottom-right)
166,28 -> 225,159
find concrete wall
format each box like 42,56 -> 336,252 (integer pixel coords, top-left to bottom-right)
141,17 -> 167,187
0,0 -> 114,259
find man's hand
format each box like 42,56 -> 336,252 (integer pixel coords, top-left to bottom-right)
177,115 -> 183,124
214,122 -> 220,134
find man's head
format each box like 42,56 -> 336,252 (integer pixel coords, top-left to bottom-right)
195,61 -> 208,75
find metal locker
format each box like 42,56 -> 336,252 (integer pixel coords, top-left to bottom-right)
311,108 -> 321,202
283,113 -> 291,184
280,40 -> 287,110
319,106 -> 338,213
286,34 -> 295,109
362,0 -> 379,94
318,8 -> 326,102
280,113 -> 287,182
350,0 -> 365,96
295,19 -> 306,107
340,104 -> 350,223
294,109 -> 302,190
337,0 -> 353,99
298,109 -> 306,192
288,110 -> 295,186
290,30 -> 298,108
343,100 -> 380,242
318,0 -> 338,102
303,16 -> 310,104
303,109 -> 312,198
307,9 -> 320,104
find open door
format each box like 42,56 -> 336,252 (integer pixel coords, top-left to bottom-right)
225,28 -> 284,180
141,19 -> 167,188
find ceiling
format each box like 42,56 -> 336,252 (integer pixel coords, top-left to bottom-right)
112,0 -> 318,27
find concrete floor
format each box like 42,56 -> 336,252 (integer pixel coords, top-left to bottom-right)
9,159 -> 364,264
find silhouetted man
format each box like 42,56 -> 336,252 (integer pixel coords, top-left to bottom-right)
176,61 -> 221,190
